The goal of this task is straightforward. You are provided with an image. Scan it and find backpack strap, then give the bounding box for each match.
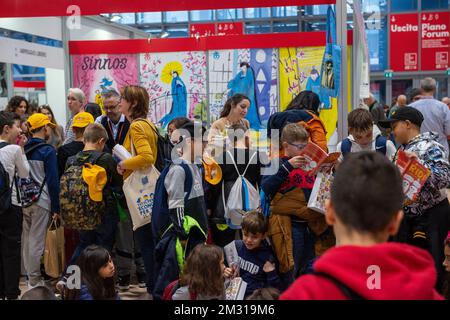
[226,150,257,178]
[0,142,9,149]
[340,138,352,157]
[313,271,364,300]
[375,135,387,155]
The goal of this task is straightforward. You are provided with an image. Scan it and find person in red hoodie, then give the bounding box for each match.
[280,151,443,300]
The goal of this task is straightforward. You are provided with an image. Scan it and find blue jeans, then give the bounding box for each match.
[291,220,316,278]
[135,223,155,294]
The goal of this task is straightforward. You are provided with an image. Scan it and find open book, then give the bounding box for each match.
[223,241,247,300]
[396,150,431,201]
[299,142,341,175]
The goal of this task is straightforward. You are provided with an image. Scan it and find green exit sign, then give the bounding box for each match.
[384,70,393,78]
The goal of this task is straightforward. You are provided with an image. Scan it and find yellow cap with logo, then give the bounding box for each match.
[72,112,95,128]
[82,163,107,202]
[27,113,55,131]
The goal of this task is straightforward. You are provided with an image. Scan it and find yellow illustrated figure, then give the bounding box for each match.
[95,90,105,115]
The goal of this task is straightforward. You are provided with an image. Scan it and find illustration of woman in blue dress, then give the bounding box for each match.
[159,71,187,127]
[227,62,262,130]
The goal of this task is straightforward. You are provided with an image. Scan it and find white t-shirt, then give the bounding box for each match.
[0,141,30,206]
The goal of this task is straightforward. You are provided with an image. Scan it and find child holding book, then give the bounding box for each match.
[379,107,450,293]
[280,151,443,300]
[261,123,334,287]
[224,211,281,298]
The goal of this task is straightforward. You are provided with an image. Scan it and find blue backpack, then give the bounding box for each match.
[151,161,193,241]
[340,135,387,157]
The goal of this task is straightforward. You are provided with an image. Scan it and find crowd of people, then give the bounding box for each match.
[0,76,449,301]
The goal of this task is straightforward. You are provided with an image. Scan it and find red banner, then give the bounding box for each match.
[190,23,216,38]
[69,31,353,55]
[217,22,244,36]
[0,0,335,18]
[420,11,449,71]
[390,13,419,72]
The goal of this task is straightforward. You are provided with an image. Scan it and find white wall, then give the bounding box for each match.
[69,17,131,41]
[45,68,67,127]
[0,17,62,40]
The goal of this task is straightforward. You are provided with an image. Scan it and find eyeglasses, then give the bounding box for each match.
[103,103,120,111]
[287,142,307,150]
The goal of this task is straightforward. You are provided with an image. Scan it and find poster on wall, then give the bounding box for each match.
[279,46,326,111]
[72,54,138,113]
[420,11,449,71]
[389,13,419,72]
[208,49,277,129]
[140,51,207,126]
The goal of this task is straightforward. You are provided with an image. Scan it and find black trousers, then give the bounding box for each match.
[0,205,23,299]
[395,199,450,293]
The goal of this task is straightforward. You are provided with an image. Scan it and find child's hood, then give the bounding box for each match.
[313,242,442,299]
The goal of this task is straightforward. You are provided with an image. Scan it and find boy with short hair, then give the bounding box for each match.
[22,113,59,288]
[336,108,397,161]
[64,123,122,266]
[378,106,450,292]
[262,123,332,286]
[226,210,280,297]
[0,111,29,300]
[281,151,443,300]
[152,122,209,299]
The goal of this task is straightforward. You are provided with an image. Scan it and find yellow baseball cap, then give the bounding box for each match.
[72,112,94,128]
[27,113,55,131]
[82,163,107,202]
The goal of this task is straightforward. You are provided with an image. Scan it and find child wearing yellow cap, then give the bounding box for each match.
[57,112,94,178]
[22,113,59,288]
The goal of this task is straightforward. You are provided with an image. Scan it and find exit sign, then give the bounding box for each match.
[384,70,393,78]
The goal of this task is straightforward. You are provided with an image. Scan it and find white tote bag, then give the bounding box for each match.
[122,124,160,231]
[307,172,334,214]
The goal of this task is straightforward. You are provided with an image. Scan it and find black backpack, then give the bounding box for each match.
[135,119,173,172]
[0,142,13,215]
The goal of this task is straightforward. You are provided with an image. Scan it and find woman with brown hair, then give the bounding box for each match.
[207,94,251,157]
[38,105,65,149]
[6,96,29,117]
[116,85,159,295]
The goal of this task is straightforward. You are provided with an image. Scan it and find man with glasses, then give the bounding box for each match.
[95,89,147,291]
[95,89,130,153]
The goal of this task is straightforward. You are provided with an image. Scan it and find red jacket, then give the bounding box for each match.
[280,242,443,300]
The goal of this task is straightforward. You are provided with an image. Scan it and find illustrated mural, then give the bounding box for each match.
[140,51,207,126]
[72,54,138,113]
[208,49,277,129]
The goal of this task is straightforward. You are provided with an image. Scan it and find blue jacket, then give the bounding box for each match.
[233,240,281,296]
[24,138,60,213]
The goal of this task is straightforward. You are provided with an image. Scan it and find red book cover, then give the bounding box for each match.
[396,150,431,201]
[299,142,340,175]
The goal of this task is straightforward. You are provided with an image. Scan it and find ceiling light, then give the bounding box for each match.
[109,15,122,23]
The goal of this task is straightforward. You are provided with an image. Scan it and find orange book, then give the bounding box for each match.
[396,150,431,201]
[299,142,341,175]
